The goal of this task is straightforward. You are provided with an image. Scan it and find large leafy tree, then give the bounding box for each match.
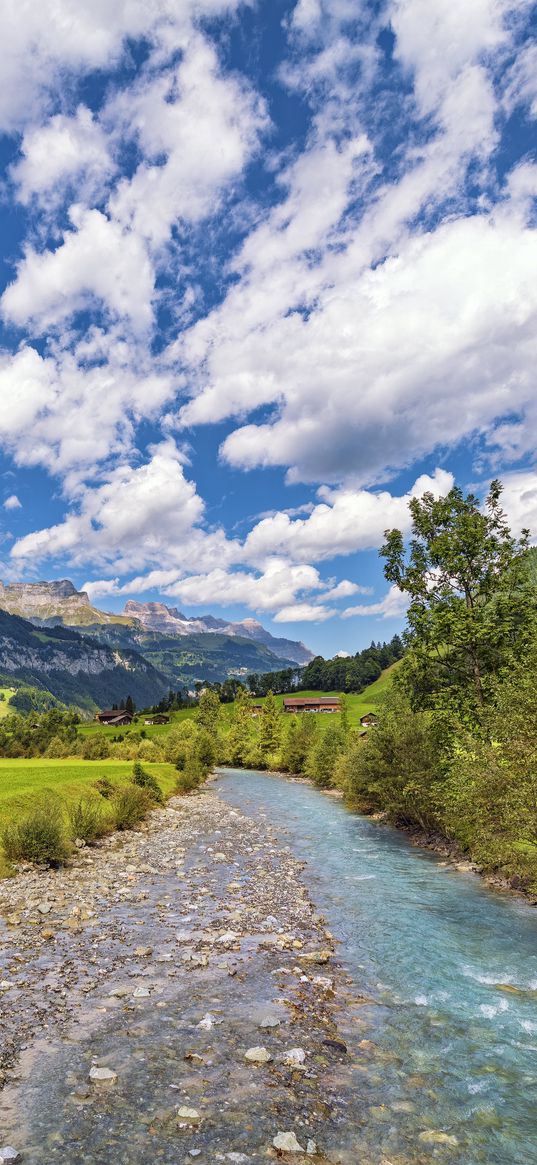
[381,480,533,719]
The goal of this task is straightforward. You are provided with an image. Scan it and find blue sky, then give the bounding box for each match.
[0,0,536,657]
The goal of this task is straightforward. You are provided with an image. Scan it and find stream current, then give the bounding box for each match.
[216,768,537,1164]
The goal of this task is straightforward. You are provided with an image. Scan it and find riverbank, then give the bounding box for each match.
[0,787,375,1165]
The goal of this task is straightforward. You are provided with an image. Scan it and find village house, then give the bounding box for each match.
[360,712,378,727]
[250,704,264,717]
[143,714,170,725]
[95,709,134,726]
[283,697,341,714]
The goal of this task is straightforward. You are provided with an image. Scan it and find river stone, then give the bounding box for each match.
[419,1131,459,1146]
[177,1106,201,1124]
[37,901,52,914]
[0,1149,20,1162]
[306,1141,317,1155]
[258,1015,280,1029]
[134,946,152,957]
[89,1066,118,1084]
[132,986,151,998]
[283,1048,306,1067]
[244,1046,272,1064]
[272,1131,304,1153]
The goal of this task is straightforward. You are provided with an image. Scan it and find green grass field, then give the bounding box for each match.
[0,688,16,719]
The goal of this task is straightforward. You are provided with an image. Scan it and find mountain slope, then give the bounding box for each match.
[124,601,312,664]
[73,623,300,686]
[0,609,168,712]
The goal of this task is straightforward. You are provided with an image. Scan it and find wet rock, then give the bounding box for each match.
[244,1046,272,1064]
[418,1130,459,1146]
[272,1131,305,1153]
[258,1015,280,1031]
[89,1066,118,1084]
[298,951,331,965]
[177,1106,202,1124]
[197,1013,220,1030]
[322,1039,347,1054]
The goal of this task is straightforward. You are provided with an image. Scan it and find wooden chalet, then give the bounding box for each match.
[283,696,341,714]
[143,714,170,725]
[250,704,263,717]
[360,712,378,727]
[95,709,134,726]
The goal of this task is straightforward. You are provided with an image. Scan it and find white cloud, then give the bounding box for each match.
[211,208,537,484]
[0,0,247,133]
[0,342,176,478]
[161,560,327,613]
[3,495,21,511]
[504,41,537,119]
[343,584,409,620]
[11,440,208,572]
[273,602,336,622]
[109,32,267,248]
[244,469,454,562]
[496,471,537,542]
[11,106,115,206]
[2,208,154,335]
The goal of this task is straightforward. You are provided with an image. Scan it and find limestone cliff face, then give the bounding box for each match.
[0,581,132,627]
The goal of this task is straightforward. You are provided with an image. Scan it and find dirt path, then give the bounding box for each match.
[0,789,378,1165]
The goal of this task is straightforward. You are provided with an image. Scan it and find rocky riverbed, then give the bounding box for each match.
[0,787,385,1165]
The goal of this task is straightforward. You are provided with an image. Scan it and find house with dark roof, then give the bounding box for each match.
[283,696,341,714]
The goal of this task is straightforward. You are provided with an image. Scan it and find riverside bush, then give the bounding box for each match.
[132,761,164,803]
[2,795,70,865]
[112,784,151,830]
[68,795,110,843]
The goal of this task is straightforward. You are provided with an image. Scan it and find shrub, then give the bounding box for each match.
[131,761,164,803]
[67,796,110,843]
[112,784,151,830]
[2,796,70,865]
[175,768,202,794]
[94,776,115,798]
[82,734,111,760]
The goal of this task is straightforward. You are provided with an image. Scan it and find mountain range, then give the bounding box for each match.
[0,581,311,710]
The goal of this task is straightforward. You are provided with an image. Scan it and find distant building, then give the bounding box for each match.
[144,714,170,725]
[360,712,378,727]
[283,697,341,714]
[95,709,134,726]
[250,704,263,717]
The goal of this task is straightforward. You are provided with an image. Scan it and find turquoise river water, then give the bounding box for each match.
[216,768,537,1165]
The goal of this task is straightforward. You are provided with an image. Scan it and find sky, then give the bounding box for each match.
[0,0,536,657]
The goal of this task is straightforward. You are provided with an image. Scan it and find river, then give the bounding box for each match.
[216,768,537,1164]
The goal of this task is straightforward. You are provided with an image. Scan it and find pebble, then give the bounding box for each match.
[272,1131,304,1153]
[244,1046,272,1064]
[89,1066,118,1084]
[0,1149,20,1163]
[133,946,152,957]
[258,1015,280,1029]
[37,902,52,915]
[306,1141,317,1155]
[132,986,151,998]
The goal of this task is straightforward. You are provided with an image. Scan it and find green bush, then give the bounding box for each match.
[112,784,151,830]
[175,768,202,794]
[131,761,164,803]
[2,796,70,865]
[82,734,111,760]
[67,796,110,843]
[93,776,115,798]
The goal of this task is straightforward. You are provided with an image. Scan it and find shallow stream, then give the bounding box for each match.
[216,768,537,1164]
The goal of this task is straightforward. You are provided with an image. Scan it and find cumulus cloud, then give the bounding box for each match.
[0,343,176,479]
[11,441,209,572]
[273,603,336,622]
[11,106,115,206]
[244,469,454,562]
[497,471,537,542]
[2,208,155,335]
[3,495,22,511]
[343,584,409,620]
